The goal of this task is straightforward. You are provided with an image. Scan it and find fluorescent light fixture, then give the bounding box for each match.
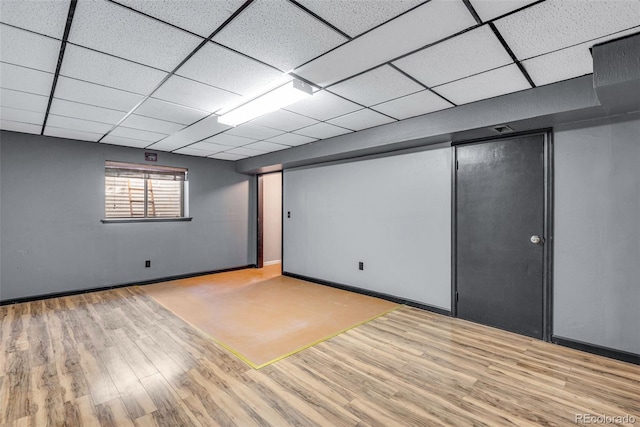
[218,79,312,127]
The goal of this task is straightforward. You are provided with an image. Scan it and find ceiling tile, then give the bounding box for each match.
[152,75,240,113]
[184,141,233,153]
[522,47,592,88]
[134,98,208,125]
[266,133,317,147]
[60,44,167,94]
[294,122,352,139]
[50,98,126,124]
[100,134,150,148]
[109,126,167,143]
[225,146,267,157]
[0,88,49,112]
[119,114,183,135]
[172,147,212,157]
[54,76,144,111]
[328,65,423,106]
[0,63,54,96]
[296,0,424,37]
[44,126,103,142]
[434,64,531,105]
[176,42,282,96]
[226,123,283,140]
[327,109,395,131]
[285,90,361,121]
[243,141,290,152]
[203,133,257,147]
[68,0,202,71]
[0,106,44,125]
[115,0,244,37]
[494,0,640,60]
[0,0,69,38]
[393,25,513,88]
[213,0,348,71]
[146,115,230,151]
[1,119,41,134]
[295,0,476,87]
[469,0,537,22]
[250,109,318,132]
[46,114,113,134]
[209,152,247,161]
[371,90,453,120]
[522,28,640,87]
[0,24,61,73]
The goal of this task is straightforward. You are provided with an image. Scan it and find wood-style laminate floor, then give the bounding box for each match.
[0,280,638,426]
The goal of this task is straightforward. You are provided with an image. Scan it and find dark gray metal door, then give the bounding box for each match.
[456,135,545,339]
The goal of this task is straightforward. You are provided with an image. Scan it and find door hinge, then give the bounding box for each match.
[455,291,459,302]
[456,160,459,170]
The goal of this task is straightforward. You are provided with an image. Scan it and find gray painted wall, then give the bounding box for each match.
[554,113,640,354]
[0,134,2,293]
[263,172,282,264]
[284,147,452,309]
[0,131,255,301]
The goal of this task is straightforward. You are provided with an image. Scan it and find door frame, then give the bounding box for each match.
[256,174,264,269]
[256,171,284,270]
[451,129,554,342]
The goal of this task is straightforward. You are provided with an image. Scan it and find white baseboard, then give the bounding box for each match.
[264,260,282,266]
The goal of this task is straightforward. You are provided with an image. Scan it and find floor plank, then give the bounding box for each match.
[139,374,201,427]
[63,395,101,427]
[95,398,136,427]
[76,344,119,406]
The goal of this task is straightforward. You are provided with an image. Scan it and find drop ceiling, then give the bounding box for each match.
[1,0,638,161]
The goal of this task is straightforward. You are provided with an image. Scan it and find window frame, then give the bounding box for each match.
[101,161,192,224]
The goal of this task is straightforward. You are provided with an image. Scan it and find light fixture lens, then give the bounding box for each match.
[218,79,312,127]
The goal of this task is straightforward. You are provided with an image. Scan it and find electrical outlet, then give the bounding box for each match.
[145,260,151,268]
[359,262,364,270]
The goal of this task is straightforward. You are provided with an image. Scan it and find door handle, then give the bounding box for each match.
[530,235,543,245]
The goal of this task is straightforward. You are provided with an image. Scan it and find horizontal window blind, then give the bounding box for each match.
[147,179,182,218]
[105,161,187,219]
[105,175,145,218]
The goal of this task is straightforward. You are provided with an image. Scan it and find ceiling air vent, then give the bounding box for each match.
[491,124,514,134]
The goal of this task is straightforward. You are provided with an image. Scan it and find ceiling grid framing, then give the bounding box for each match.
[97,0,257,144]
[1,0,638,160]
[0,21,62,43]
[387,63,457,107]
[40,0,78,135]
[323,86,399,121]
[488,22,536,89]
[302,0,546,93]
[104,0,205,39]
[290,0,431,72]
[106,0,287,75]
[310,26,486,96]
[287,0,352,40]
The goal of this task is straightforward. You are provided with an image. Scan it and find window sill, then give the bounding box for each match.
[101,217,193,224]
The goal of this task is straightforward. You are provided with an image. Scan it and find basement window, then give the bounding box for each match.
[102,161,191,223]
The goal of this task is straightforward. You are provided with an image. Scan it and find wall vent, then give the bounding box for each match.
[491,124,514,134]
